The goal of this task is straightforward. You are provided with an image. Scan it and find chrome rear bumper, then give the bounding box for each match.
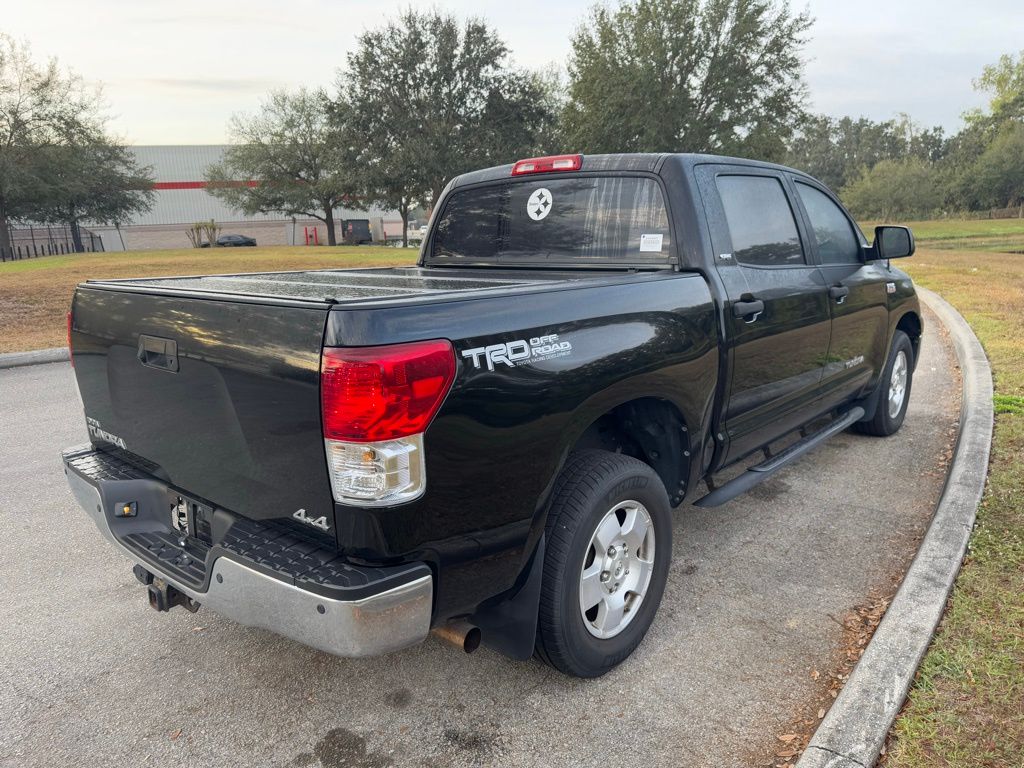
[64,447,433,657]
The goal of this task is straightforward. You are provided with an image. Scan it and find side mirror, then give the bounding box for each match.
[871,225,915,260]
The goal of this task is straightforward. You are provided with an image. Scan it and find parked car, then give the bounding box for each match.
[63,153,920,677]
[201,234,257,248]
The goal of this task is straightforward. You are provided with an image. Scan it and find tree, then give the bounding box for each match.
[840,158,943,221]
[966,50,1024,126]
[786,114,945,191]
[207,88,357,246]
[943,52,1024,211]
[0,35,100,252]
[562,0,812,160]
[31,137,154,251]
[341,8,557,240]
[967,122,1024,209]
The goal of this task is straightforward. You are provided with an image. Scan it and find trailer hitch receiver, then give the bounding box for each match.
[146,577,200,613]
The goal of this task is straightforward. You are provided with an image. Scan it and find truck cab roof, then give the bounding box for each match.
[447,152,814,189]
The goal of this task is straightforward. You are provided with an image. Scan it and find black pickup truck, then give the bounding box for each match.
[63,153,920,677]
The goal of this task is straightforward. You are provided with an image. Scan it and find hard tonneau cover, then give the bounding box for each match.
[85,267,593,306]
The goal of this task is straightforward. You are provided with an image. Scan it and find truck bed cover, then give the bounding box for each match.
[85,267,598,306]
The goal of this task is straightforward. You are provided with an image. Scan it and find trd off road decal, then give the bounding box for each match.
[462,334,573,371]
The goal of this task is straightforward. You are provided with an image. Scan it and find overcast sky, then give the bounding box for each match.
[5,0,1023,144]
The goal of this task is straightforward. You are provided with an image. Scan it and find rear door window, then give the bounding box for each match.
[430,176,671,265]
[715,175,804,267]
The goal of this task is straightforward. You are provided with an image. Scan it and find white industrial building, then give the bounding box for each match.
[92,146,402,251]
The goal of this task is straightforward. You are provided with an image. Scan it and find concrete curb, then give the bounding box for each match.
[797,287,994,768]
[0,347,69,369]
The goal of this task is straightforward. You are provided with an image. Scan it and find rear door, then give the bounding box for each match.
[696,165,832,463]
[789,178,890,408]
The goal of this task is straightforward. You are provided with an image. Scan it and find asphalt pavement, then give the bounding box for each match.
[0,308,960,768]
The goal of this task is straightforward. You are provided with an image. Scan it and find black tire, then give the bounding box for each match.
[535,450,672,677]
[854,330,914,436]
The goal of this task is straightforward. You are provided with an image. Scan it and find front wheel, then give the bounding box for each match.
[855,330,914,436]
[535,450,672,677]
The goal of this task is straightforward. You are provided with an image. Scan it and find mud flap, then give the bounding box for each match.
[471,536,546,660]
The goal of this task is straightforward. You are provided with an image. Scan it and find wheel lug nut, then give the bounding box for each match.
[607,546,616,557]
[600,571,610,583]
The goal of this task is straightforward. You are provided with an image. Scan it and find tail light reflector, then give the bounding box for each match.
[321,339,455,506]
[511,154,583,176]
[321,340,455,442]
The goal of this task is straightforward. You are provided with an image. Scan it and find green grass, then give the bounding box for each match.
[884,247,1024,767]
[862,218,1024,253]
[0,245,416,353]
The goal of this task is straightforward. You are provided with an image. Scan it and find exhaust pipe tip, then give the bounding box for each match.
[432,620,482,654]
[462,626,482,654]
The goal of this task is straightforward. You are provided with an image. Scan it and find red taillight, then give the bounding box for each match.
[321,340,455,442]
[511,154,583,176]
[66,312,74,368]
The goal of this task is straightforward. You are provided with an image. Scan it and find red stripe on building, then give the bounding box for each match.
[153,181,259,190]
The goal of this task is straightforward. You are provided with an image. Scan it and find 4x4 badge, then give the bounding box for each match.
[293,508,330,531]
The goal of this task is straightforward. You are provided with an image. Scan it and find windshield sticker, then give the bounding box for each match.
[527,188,553,221]
[639,233,664,252]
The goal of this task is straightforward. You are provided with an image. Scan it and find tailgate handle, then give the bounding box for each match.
[137,335,179,372]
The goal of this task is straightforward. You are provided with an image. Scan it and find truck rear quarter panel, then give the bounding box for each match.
[326,273,718,619]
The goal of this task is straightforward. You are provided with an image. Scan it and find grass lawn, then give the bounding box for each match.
[862,217,1024,253]
[0,246,416,353]
[884,247,1024,766]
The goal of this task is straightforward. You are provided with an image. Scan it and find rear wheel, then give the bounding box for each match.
[535,450,672,677]
[855,330,914,436]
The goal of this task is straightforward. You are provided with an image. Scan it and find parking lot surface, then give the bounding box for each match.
[1,308,959,768]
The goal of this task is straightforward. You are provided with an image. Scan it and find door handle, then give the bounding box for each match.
[732,299,765,323]
[829,285,850,304]
[137,334,179,372]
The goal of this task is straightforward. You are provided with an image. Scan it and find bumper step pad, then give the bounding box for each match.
[63,445,429,601]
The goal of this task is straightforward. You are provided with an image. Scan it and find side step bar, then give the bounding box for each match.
[695,407,865,508]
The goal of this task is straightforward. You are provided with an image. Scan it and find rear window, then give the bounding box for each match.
[430,176,671,264]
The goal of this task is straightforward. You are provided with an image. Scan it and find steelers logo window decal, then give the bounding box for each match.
[527,187,552,221]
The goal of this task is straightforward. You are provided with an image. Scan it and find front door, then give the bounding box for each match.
[789,178,891,409]
[696,165,833,464]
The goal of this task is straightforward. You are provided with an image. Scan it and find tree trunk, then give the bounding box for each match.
[323,206,337,246]
[400,199,410,249]
[0,209,11,255]
[70,218,85,253]
[429,185,443,217]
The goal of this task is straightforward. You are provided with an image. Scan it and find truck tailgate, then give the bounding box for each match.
[69,286,334,533]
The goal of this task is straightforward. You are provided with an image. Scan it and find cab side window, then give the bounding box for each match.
[795,182,861,265]
[715,175,804,267]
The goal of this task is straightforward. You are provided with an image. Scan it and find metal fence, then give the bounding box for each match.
[965,204,1024,220]
[1,225,105,262]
